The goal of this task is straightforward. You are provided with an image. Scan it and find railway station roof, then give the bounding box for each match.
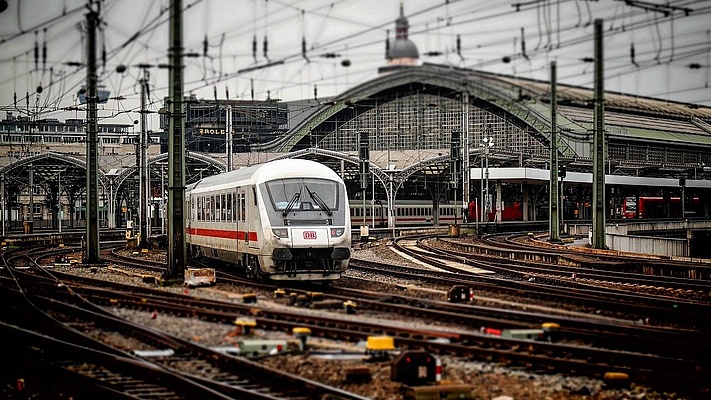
[271,63,711,157]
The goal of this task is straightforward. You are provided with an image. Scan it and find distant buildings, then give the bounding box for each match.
[0,111,154,158]
[158,95,289,153]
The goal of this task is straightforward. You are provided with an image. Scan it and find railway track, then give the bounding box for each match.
[8,237,711,397]
[387,235,711,328]
[15,259,706,398]
[483,232,711,283]
[1,249,369,400]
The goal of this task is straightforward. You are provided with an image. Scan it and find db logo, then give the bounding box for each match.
[303,231,317,240]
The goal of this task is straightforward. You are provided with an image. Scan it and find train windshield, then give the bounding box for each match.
[625,198,637,211]
[265,178,339,213]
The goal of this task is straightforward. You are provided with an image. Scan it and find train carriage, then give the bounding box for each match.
[186,159,351,281]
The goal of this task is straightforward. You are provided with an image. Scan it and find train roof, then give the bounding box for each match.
[187,159,343,193]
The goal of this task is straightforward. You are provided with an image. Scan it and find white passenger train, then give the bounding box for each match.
[186,159,351,281]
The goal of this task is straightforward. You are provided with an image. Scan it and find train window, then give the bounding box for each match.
[204,196,210,221]
[241,192,246,222]
[232,193,239,221]
[221,194,227,221]
[198,197,202,221]
[227,193,233,221]
[216,195,221,222]
[252,186,257,206]
[264,178,339,212]
[235,190,240,221]
[210,196,216,222]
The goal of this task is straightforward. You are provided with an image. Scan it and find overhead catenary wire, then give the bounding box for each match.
[2,0,711,116]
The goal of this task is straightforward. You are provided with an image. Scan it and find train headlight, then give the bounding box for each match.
[330,228,345,237]
[272,228,289,238]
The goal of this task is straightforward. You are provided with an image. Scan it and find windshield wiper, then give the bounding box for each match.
[282,192,300,216]
[305,185,332,215]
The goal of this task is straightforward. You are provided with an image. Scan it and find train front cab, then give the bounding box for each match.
[258,176,351,281]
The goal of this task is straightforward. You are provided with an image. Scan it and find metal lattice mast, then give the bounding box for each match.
[85,4,101,263]
[139,68,150,249]
[164,0,187,280]
[592,19,607,249]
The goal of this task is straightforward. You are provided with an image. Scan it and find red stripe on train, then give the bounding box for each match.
[188,228,257,241]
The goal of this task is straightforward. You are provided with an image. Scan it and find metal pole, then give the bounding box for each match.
[139,69,149,248]
[58,170,62,233]
[560,178,564,234]
[462,92,470,210]
[28,165,33,223]
[389,176,395,238]
[480,152,484,223]
[371,170,375,227]
[484,146,490,222]
[161,166,165,235]
[549,61,561,243]
[165,0,187,280]
[1,174,5,237]
[681,182,686,219]
[109,180,114,229]
[85,5,101,262]
[226,105,233,172]
[362,189,366,226]
[592,19,607,249]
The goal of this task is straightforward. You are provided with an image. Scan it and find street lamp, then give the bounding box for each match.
[480,136,494,222]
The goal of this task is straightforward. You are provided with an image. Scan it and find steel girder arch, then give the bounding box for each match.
[270,147,391,187]
[0,152,105,230]
[111,151,226,190]
[108,152,225,229]
[260,65,576,158]
[146,152,226,187]
[389,153,453,199]
[0,152,106,187]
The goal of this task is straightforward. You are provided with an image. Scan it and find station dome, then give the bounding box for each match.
[378,2,419,75]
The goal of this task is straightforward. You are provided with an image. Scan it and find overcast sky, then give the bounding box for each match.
[1,0,710,130]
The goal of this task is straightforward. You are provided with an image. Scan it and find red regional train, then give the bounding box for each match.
[622,196,701,219]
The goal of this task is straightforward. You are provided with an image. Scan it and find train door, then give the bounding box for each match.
[248,185,259,250]
[186,195,192,242]
[237,187,246,243]
[231,190,238,253]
